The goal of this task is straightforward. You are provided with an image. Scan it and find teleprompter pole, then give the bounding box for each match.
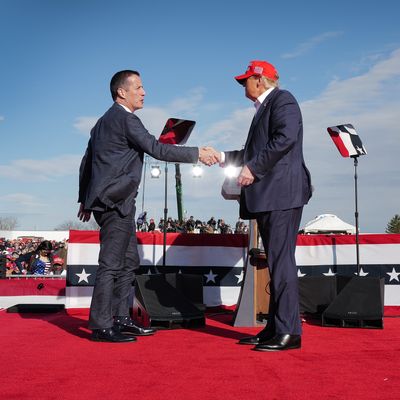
[352,155,360,274]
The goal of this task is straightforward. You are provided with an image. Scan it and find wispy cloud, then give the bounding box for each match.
[0,193,46,208]
[44,50,400,231]
[0,116,4,121]
[299,48,400,230]
[74,88,207,140]
[168,87,206,115]
[168,48,400,231]
[301,48,400,141]
[200,108,254,148]
[137,87,207,137]
[0,154,82,181]
[136,107,170,137]
[282,31,343,59]
[73,116,99,136]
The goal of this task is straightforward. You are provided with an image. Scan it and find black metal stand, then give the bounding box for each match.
[352,155,360,274]
[141,156,147,214]
[175,163,183,222]
[162,161,168,267]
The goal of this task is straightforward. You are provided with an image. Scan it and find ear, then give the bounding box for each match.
[117,87,126,99]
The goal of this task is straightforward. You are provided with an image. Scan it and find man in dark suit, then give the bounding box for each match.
[78,70,218,343]
[220,60,312,351]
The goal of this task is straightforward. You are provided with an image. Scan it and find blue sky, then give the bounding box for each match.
[0,0,399,232]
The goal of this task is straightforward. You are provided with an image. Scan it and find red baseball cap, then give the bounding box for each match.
[53,256,64,266]
[235,60,279,84]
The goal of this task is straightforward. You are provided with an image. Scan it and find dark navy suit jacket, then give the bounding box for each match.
[79,103,199,217]
[225,89,312,219]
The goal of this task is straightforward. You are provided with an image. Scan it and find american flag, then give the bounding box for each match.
[65,231,400,309]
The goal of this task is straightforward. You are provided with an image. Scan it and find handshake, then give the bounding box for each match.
[199,147,221,166]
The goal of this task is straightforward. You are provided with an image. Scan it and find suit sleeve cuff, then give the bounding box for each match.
[219,151,226,167]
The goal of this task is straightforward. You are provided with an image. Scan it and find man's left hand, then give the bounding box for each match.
[237,165,255,186]
[77,203,92,222]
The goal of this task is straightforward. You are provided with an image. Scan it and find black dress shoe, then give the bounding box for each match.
[114,317,156,336]
[91,327,137,343]
[253,334,301,351]
[238,328,275,345]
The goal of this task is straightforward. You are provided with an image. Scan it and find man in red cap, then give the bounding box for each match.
[220,60,312,351]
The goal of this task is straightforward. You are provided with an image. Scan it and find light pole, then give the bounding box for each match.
[141,156,148,214]
[150,163,203,267]
[162,162,168,267]
[175,163,183,223]
[150,163,169,267]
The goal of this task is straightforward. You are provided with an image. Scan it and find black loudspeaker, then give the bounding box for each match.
[164,273,206,312]
[299,276,337,315]
[0,255,6,279]
[132,273,205,329]
[322,276,384,329]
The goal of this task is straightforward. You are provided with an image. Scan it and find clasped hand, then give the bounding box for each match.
[199,147,221,166]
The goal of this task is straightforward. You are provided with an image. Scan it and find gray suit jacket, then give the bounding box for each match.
[79,103,199,216]
[225,89,312,219]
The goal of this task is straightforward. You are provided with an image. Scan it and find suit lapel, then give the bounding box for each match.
[252,88,280,127]
[245,88,280,149]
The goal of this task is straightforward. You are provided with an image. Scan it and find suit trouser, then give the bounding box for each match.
[256,207,303,335]
[88,208,140,330]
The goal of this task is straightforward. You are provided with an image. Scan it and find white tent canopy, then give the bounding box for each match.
[301,214,356,234]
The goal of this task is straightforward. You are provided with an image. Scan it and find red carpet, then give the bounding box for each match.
[0,310,399,400]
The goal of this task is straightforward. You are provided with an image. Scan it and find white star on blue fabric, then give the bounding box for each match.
[354,267,369,276]
[235,270,244,284]
[297,268,306,277]
[323,268,336,276]
[204,269,218,283]
[355,145,365,154]
[76,268,91,283]
[387,267,400,282]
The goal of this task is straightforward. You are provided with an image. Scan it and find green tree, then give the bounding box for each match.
[385,214,400,233]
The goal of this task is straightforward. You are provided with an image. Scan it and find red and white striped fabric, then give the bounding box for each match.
[2,232,399,310]
[66,231,248,309]
[65,231,400,309]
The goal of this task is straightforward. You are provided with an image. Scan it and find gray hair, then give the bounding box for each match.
[261,76,279,88]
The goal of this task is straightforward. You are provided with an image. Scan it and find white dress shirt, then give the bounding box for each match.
[220,87,275,164]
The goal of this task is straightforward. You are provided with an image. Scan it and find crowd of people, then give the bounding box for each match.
[0,218,247,278]
[136,212,249,235]
[0,237,68,277]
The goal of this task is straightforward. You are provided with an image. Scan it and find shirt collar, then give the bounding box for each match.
[117,102,132,113]
[254,87,275,113]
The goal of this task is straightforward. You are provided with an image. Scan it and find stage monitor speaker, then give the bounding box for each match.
[132,273,205,329]
[164,272,206,312]
[0,255,6,279]
[322,276,384,329]
[299,276,337,315]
